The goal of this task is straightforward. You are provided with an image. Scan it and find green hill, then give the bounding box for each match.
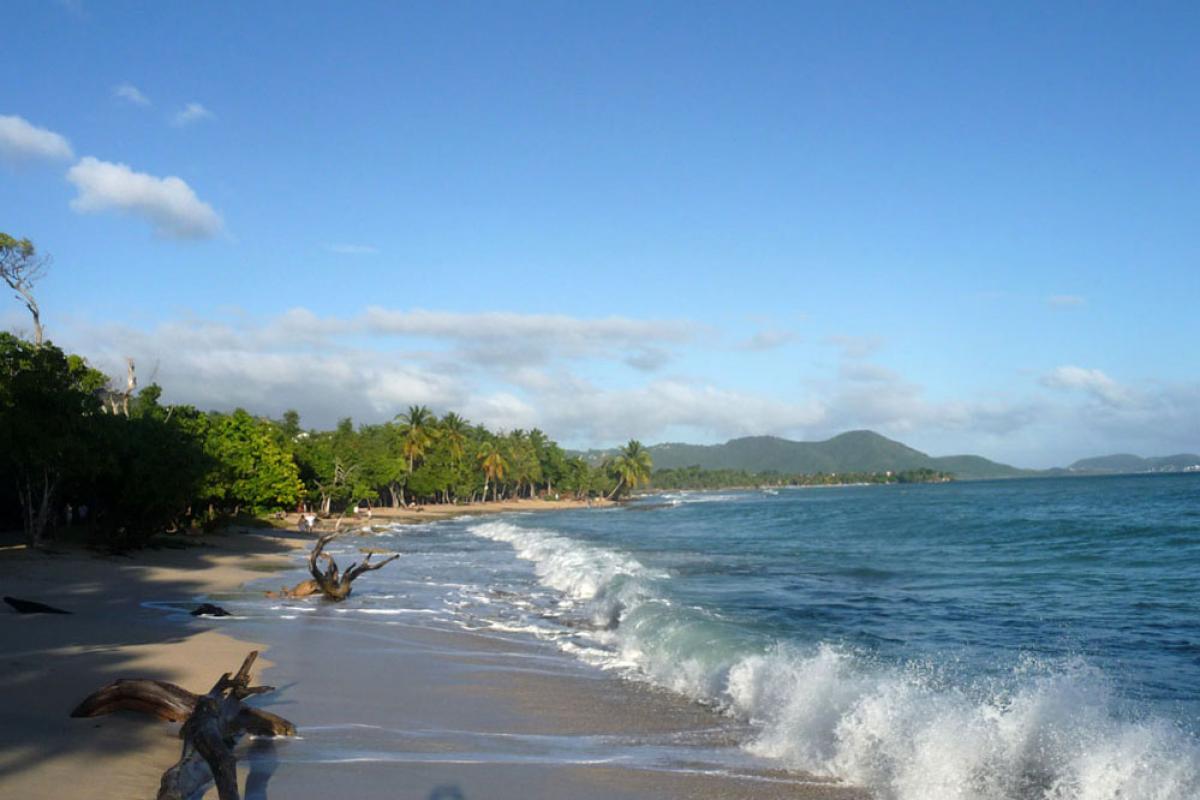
[1067,453,1200,473]
[581,430,1028,480]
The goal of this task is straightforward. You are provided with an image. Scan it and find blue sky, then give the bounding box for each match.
[3,1,1198,466]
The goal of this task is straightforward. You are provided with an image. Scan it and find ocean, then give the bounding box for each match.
[236,474,1199,799]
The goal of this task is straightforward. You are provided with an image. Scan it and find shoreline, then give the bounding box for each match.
[0,526,305,799]
[0,509,866,800]
[269,495,615,533]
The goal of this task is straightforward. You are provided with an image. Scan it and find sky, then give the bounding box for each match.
[2,1,1198,467]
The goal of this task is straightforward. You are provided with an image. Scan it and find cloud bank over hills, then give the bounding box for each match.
[45,305,1200,469]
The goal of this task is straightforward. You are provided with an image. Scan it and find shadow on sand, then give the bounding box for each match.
[0,526,306,796]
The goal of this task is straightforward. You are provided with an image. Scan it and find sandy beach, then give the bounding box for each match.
[0,505,865,800]
[0,527,304,799]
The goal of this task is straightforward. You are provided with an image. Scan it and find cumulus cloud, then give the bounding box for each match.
[0,114,74,162]
[1041,365,1132,407]
[66,156,223,239]
[821,362,1041,438]
[114,83,150,106]
[171,102,213,127]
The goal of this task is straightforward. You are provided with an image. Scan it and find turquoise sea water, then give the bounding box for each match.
[253,474,1200,799]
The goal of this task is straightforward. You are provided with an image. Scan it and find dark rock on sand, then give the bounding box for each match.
[190,603,232,617]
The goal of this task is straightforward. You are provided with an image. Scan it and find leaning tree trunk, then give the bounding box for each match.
[71,651,294,800]
[606,475,625,500]
[19,467,58,548]
[267,531,398,601]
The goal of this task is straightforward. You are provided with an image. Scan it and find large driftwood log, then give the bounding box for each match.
[71,651,295,800]
[267,531,398,601]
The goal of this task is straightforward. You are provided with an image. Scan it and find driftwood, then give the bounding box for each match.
[267,531,398,601]
[4,595,71,614]
[71,651,294,800]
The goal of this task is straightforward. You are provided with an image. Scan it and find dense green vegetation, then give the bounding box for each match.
[650,465,953,490]
[582,430,1029,480]
[0,333,638,551]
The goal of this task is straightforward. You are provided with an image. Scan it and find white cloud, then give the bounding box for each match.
[623,347,672,371]
[66,317,467,427]
[823,334,883,359]
[171,102,213,127]
[114,83,150,106]
[44,309,1200,466]
[0,114,74,162]
[737,329,795,351]
[66,156,223,239]
[364,308,693,342]
[1048,294,1087,307]
[325,243,379,255]
[363,307,697,368]
[821,362,1041,439]
[1041,365,1132,407]
[530,378,826,445]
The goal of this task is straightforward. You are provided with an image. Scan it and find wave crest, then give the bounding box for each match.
[469,520,1200,800]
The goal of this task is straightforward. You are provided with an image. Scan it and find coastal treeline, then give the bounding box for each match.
[0,333,646,550]
[651,465,953,490]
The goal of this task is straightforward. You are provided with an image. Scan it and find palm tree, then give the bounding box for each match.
[606,439,653,500]
[528,428,550,494]
[396,405,437,474]
[477,441,508,503]
[440,412,469,465]
[505,430,542,499]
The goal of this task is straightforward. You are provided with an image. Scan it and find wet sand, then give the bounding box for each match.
[0,522,866,800]
[238,607,866,800]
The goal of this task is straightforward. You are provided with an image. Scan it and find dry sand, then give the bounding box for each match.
[0,507,867,800]
[0,527,304,799]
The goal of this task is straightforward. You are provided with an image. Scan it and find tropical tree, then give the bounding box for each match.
[198,409,304,516]
[0,233,47,346]
[392,405,437,505]
[440,412,469,465]
[477,440,508,502]
[606,439,653,499]
[0,334,107,545]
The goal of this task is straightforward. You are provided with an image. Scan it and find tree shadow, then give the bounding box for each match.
[244,738,280,800]
[0,526,305,797]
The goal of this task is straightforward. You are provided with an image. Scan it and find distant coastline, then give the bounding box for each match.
[579,430,1200,484]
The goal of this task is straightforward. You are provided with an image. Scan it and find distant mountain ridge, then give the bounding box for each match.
[1065,453,1200,474]
[578,430,1031,480]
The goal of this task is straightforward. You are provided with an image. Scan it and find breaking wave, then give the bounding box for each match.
[469,520,1200,800]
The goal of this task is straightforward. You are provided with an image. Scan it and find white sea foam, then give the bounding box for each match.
[470,520,666,629]
[469,520,1200,800]
[658,492,743,505]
